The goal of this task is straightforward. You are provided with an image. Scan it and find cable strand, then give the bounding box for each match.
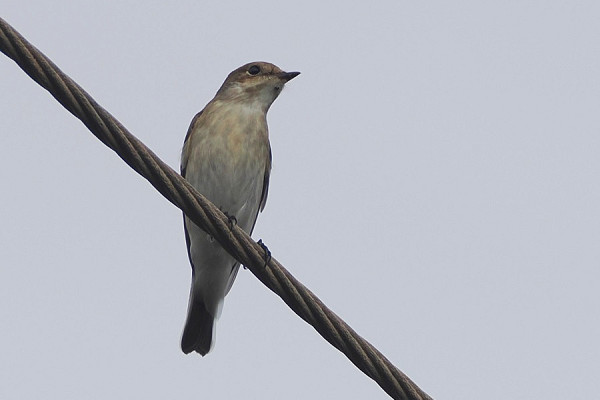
[0,17,432,400]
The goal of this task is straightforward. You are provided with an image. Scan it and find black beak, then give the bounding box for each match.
[279,71,301,82]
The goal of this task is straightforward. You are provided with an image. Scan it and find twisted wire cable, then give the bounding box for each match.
[0,17,432,400]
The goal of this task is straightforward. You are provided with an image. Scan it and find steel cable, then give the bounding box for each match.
[0,17,432,400]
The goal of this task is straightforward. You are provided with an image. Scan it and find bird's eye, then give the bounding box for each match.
[248,65,261,75]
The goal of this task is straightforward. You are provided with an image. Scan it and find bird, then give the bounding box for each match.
[180,61,300,356]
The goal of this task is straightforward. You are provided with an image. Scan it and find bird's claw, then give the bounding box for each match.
[257,239,271,268]
[223,212,237,230]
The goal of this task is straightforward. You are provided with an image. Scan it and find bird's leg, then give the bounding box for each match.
[222,211,237,230]
[257,239,272,268]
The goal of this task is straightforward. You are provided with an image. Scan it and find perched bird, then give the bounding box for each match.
[180,62,300,356]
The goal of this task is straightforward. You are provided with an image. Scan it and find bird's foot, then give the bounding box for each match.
[223,212,237,230]
[257,239,271,268]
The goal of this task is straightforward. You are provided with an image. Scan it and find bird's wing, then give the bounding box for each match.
[181,109,205,274]
[246,145,271,238]
[181,109,204,177]
[259,146,272,212]
[182,216,195,273]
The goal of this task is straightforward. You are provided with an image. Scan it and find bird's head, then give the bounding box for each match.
[215,62,300,111]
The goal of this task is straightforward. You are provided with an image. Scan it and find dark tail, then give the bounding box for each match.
[181,298,214,356]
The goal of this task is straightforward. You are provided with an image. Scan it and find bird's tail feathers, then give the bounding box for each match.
[181,296,215,356]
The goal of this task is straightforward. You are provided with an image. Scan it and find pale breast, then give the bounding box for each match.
[183,102,271,233]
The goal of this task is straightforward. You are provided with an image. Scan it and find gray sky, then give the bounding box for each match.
[1,2,599,399]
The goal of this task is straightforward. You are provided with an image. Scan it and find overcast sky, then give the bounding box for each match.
[1,2,599,399]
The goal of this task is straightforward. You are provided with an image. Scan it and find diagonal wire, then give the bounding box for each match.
[0,17,433,400]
